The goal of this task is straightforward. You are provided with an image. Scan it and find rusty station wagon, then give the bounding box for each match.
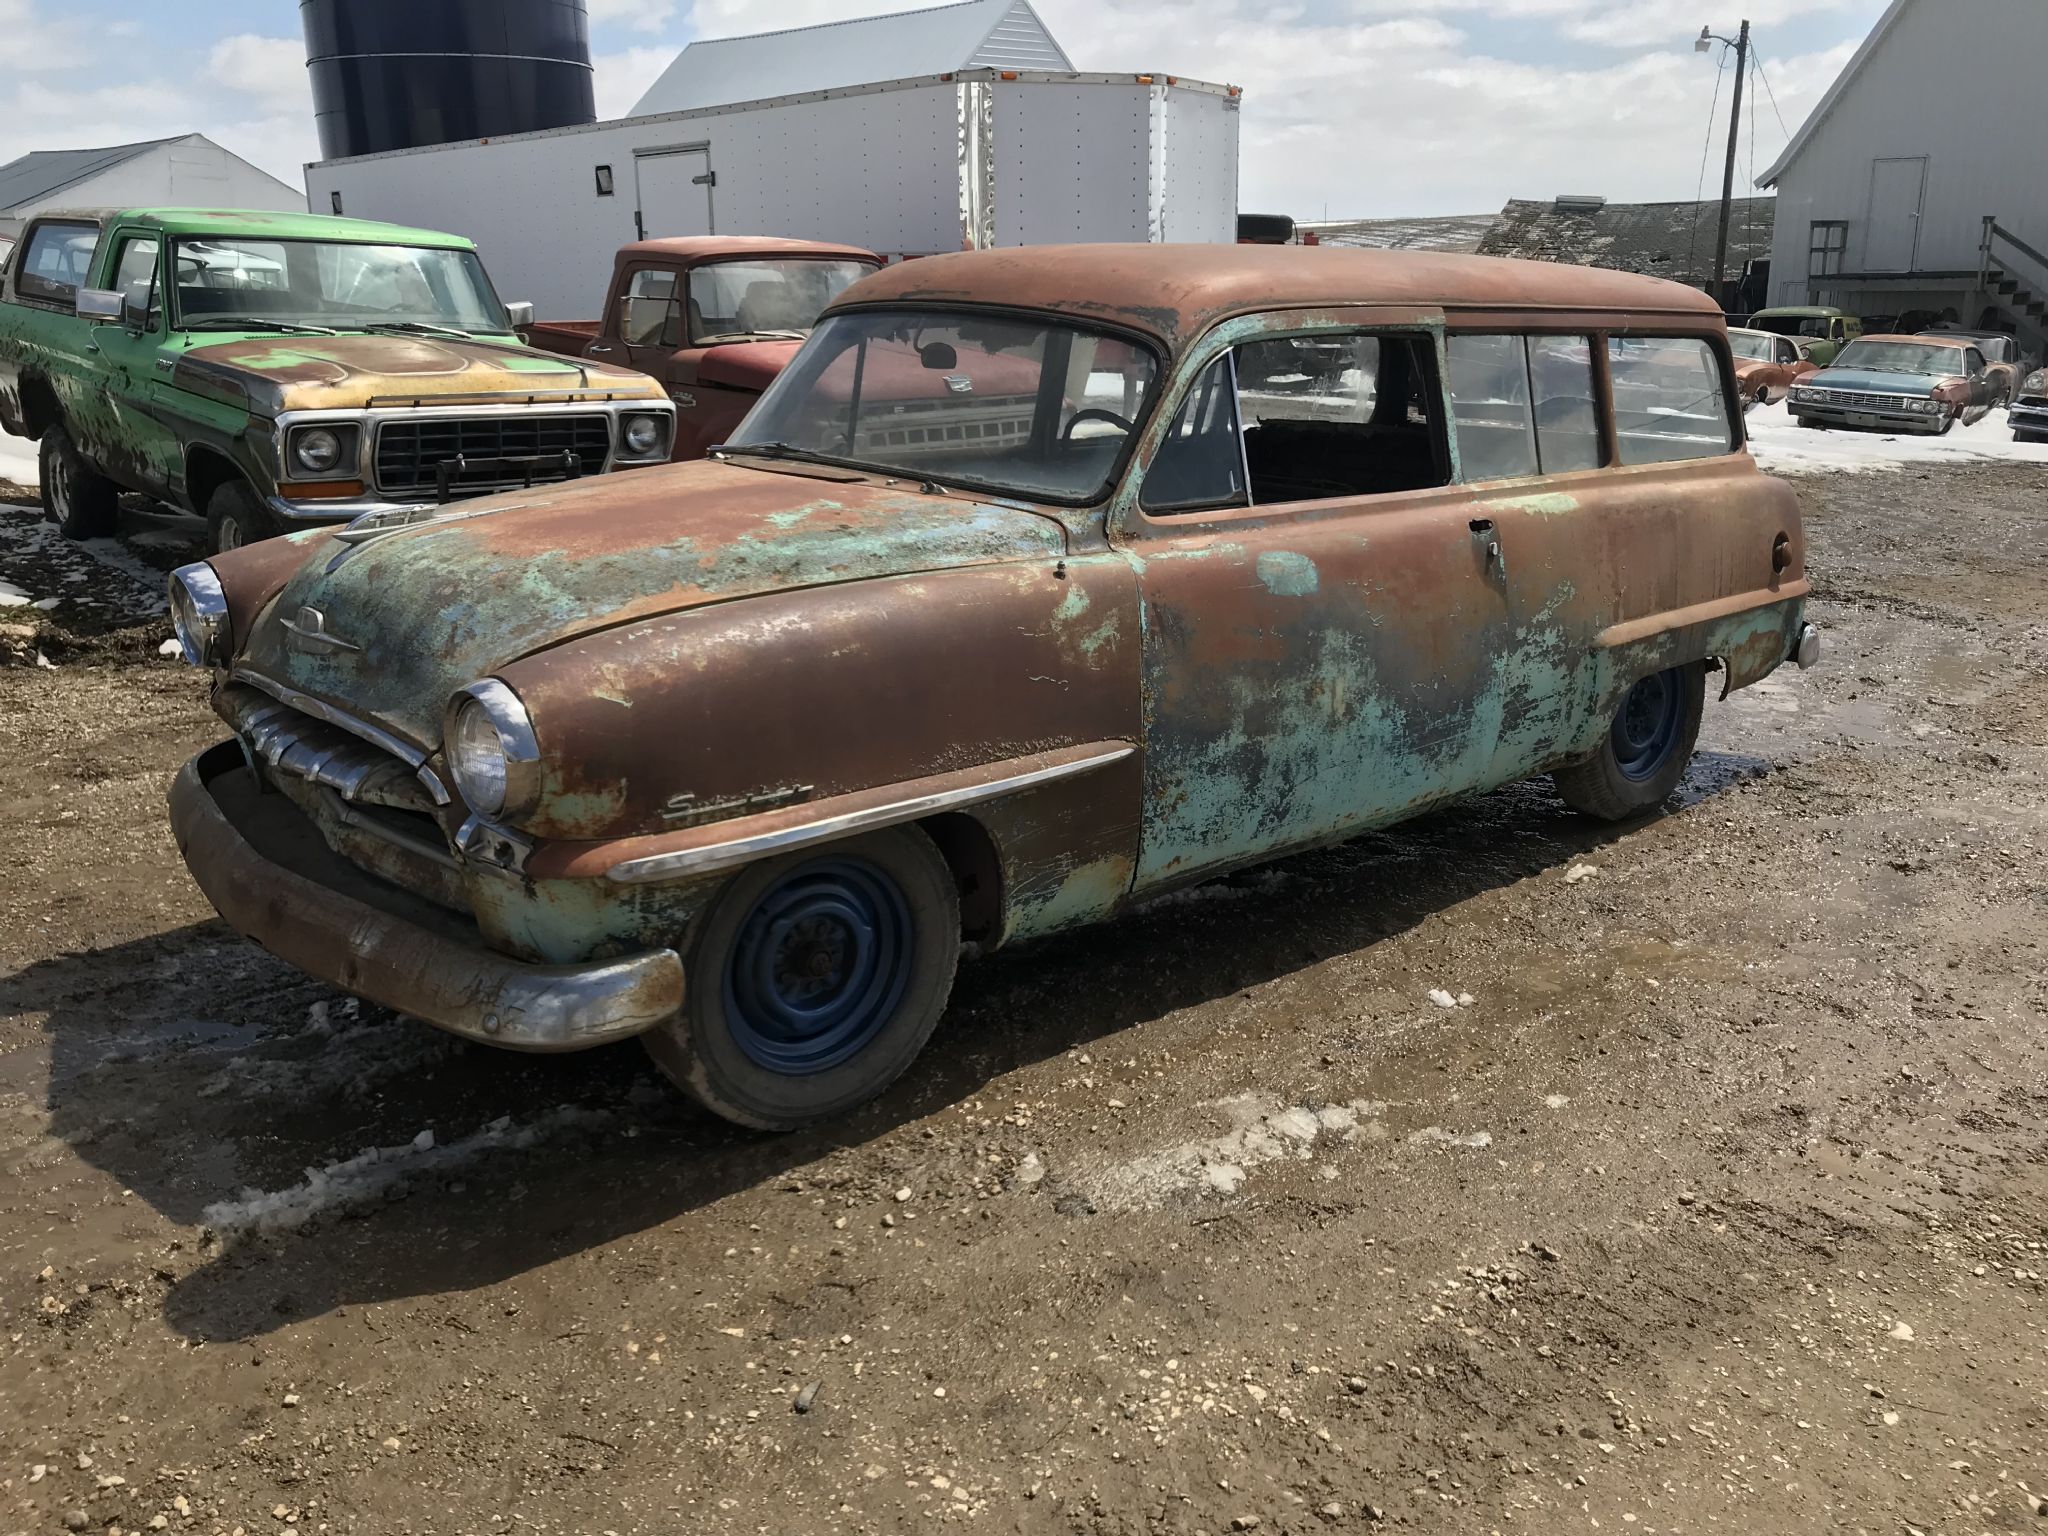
[166,245,1820,1129]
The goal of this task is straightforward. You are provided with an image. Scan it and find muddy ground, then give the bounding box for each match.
[2,464,2045,1536]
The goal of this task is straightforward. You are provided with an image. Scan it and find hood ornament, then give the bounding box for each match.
[282,606,361,656]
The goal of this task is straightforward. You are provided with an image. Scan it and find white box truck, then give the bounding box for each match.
[306,69,1242,317]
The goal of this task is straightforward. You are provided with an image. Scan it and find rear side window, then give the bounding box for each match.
[1607,337,1734,465]
[1448,334,1604,480]
[15,221,100,305]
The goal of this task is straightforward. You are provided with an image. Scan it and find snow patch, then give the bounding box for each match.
[1084,1094,1383,1210]
[1746,400,2048,475]
[0,435,37,490]
[1407,1125,1493,1150]
[202,1105,616,1238]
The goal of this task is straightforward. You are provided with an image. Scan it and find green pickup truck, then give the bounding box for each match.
[0,208,675,551]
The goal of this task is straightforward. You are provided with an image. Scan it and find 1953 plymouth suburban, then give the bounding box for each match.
[166,245,1821,1129]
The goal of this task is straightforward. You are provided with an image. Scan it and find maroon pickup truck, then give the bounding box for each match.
[524,236,879,460]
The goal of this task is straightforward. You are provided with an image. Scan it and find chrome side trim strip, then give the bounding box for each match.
[605,744,1136,887]
[230,669,437,782]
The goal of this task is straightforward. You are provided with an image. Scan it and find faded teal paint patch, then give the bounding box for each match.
[1004,852,1135,943]
[1256,550,1319,597]
[1054,582,1092,624]
[1079,614,1121,658]
[767,503,836,528]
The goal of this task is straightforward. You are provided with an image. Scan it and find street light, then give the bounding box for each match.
[1696,18,1752,309]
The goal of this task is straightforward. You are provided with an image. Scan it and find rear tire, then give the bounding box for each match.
[643,825,961,1131]
[40,427,118,539]
[206,479,279,553]
[1554,662,1706,821]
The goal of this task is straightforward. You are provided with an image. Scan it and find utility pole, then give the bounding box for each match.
[1711,18,1751,309]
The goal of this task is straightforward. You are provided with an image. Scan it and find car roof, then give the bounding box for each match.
[1857,333,1970,349]
[1752,305,1852,318]
[837,243,1724,351]
[28,206,475,249]
[619,236,879,267]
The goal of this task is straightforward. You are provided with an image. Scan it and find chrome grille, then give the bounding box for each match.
[373,414,613,494]
[1800,387,1923,411]
[220,683,439,814]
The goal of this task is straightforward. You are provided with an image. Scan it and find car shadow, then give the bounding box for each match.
[20,753,1769,1342]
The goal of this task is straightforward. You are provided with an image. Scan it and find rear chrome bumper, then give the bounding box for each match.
[1793,622,1822,670]
[169,741,683,1051]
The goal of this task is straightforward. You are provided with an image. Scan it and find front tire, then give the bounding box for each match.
[1554,661,1706,821]
[40,427,118,539]
[206,479,279,553]
[643,826,961,1131]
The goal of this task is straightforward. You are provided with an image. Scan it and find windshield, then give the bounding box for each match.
[170,237,508,334]
[690,259,876,343]
[730,309,1161,503]
[1753,313,1829,339]
[1728,332,1774,362]
[1833,340,1963,376]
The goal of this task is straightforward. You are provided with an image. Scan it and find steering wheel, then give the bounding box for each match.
[1061,407,1136,441]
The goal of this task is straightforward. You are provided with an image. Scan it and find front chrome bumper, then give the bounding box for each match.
[1788,399,1947,433]
[169,741,683,1051]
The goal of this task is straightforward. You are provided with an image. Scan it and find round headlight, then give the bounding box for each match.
[2022,368,2047,395]
[446,680,540,822]
[167,562,229,667]
[292,427,344,475]
[622,414,664,456]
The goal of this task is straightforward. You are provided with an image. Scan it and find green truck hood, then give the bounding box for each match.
[233,459,1067,747]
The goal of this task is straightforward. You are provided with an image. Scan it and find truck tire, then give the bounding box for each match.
[40,427,119,540]
[643,826,961,1131]
[207,479,279,553]
[1553,662,1706,821]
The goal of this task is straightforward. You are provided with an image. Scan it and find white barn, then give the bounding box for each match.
[0,134,304,239]
[1759,0,2047,348]
[631,0,1071,116]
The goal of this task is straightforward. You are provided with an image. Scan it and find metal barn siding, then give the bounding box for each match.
[1763,0,2048,334]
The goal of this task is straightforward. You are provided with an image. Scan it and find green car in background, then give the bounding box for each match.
[0,208,674,552]
[1745,305,1864,368]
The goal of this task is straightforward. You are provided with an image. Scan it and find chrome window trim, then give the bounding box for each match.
[606,743,1136,886]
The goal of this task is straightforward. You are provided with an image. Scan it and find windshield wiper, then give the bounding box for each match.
[362,321,477,340]
[183,317,339,335]
[716,441,843,465]
[696,329,809,345]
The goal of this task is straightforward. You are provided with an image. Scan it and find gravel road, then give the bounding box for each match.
[2,463,2045,1536]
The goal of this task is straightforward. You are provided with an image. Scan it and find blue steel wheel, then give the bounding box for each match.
[644,826,962,1131]
[1554,661,1706,822]
[1610,670,1684,783]
[722,857,915,1075]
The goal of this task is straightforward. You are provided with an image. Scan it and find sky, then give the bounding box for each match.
[1,0,1892,220]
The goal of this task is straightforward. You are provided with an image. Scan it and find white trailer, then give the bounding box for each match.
[304,70,1241,317]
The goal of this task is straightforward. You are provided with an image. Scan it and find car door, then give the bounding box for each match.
[1117,314,1520,890]
[80,230,182,497]
[1962,347,1993,415]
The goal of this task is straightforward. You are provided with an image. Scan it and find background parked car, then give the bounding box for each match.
[1748,305,1863,366]
[522,237,879,462]
[1787,334,1999,434]
[2010,364,2048,442]
[1727,326,1819,406]
[1918,326,2033,404]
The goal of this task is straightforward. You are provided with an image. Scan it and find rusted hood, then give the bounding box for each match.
[233,459,1068,747]
[171,332,661,415]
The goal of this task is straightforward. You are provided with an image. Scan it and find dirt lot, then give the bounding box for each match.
[2,464,2046,1536]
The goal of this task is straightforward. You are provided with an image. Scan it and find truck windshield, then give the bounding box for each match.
[729,309,1161,503]
[169,238,509,334]
[689,260,876,343]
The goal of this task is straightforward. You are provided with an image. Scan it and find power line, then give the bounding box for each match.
[1686,47,1731,288]
[1750,52,1794,140]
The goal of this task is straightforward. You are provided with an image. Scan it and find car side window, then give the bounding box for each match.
[111,236,162,327]
[14,220,100,305]
[1142,354,1246,513]
[620,268,682,349]
[1234,331,1448,504]
[1965,347,1986,376]
[1446,334,1537,482]
[1607,337,1735,465]
[1528,335,1603,472]
[1776,338,1797,365]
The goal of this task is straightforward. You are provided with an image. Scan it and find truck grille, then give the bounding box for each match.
[1801,387,1920,411]
[374,414,613,495]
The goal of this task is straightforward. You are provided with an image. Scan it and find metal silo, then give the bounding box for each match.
[302,0,598,161]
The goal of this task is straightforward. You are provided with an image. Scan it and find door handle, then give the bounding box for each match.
[1470,518,1504,577]
[155,356,175,372]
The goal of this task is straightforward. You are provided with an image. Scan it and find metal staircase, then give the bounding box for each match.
[1979,217,2048,352]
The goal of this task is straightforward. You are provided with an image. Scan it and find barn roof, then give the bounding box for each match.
[0,136,184,215]
[1477,196,1775,284]
[630,0,1072,117]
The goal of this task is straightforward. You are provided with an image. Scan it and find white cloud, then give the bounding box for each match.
[589,0,681,33]
[594,46,682,119]
[206,34,313,116]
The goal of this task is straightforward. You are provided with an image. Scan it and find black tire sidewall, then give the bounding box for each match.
[1556,661,1706,819]
[41,427,117,539]
[645,826,961,1131]
[207,479,276,553]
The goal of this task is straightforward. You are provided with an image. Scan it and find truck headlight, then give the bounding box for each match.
[167,562,229,667]
[285,423,358,477]
[621,413,667,458]
[446,680,541,821]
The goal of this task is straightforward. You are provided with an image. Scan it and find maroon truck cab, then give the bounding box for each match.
[523,237,880,461]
